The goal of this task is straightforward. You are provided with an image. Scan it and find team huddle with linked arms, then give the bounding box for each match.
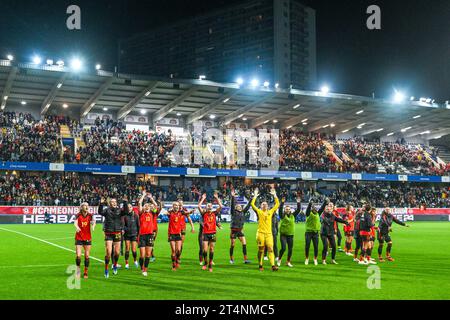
[73,186,410,279]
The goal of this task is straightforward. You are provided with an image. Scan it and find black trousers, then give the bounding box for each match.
[336,228,342,247]
[198,224,203,258]
[279,234,294,261]
[321,234,337,260]
[305,231,319,259]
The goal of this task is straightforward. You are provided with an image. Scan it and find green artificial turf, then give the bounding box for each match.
[0,222,449,300]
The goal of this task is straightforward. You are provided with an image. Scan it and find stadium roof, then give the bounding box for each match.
[1,59,450,140]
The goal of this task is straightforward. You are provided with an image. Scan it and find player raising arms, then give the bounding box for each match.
[150,196,163,262]
[377,207,409,262]
[277,195,301,267]
[74,202,95,279]
[229,189,251,264]
[342,204,355,256]
[98,196,130,278]
[320,202,349,265]
[137,191,158,277]
[123,203,140,269]
[251,187,280,272]
[304,198,327,266]
[198,193,223,272]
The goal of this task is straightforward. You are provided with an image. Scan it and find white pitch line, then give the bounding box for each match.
[0,227,103,263]
[0,264,69,269]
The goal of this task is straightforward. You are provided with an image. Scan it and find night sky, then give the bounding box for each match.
[1,0,449,101]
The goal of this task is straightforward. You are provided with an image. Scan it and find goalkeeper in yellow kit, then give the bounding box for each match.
[251,187,280,271]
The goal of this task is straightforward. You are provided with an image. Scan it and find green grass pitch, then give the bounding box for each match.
[0,222,449,300]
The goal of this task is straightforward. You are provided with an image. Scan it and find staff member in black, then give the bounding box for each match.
[377,207,409,262]
[229,189,251,264]
[123,203,140,269]
[98,196,129,278]
[320,202,348,265]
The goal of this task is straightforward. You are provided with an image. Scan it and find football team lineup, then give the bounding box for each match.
[1,189,450,300]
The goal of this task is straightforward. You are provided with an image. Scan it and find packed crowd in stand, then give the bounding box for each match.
[1,111,449,176]
[0,173,448,208]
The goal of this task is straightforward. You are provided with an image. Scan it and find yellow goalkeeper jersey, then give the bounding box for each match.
[251,196,280,234]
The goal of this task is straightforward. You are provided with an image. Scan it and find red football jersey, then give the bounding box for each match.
[202,209,219,234]
[75,213,92,241]
[139,211,154,235]
[179,208,188,230]
[168,210,182,235]
[343,211,354,232]
[152,208,160,232]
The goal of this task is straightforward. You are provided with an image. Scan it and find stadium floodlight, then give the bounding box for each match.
[301,118,308,122]
[263,81,270,87]
[21,101,27,105]
[393,90,406,103]
[223,98,230,103]
[176,112,182,116]
[420,131,430,135]
[323,125,329,128]
[57,83,63,89]
[46,59,53,65]
[145,91,151,97]
[376,128,384,132]
[342,129,350,133]
[273,119,278,123]
[140,110,147,115]
[242,117,247,121]
[274,83,279,89]
[293,104,300,109]
[209,114,216,119]
[263,120,269,124]
[199,75,206,80]
[70,58,83,71]
[3,96,8,101]
[401,127,412,132]
[250,78,259,87]
[56,60,64,67]
[286,125,292,129]
[387,132,394,136]
[6,54,14,61]
[302,122,308,125]
[356,110,364,114]
[320,85,330,94]
[238,114,244,118]
[434,136,442,139]
[62,103,69,109]
[410,96,415,101]
[236,77,244,85]
[32,55,42,65]
[413,115,421,119]
[425,98,432,103]
[103,107,108,111]
[330,123,336,128]
[96,64,102,70]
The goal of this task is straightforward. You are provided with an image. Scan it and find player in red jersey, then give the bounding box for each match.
[150,196,163,263]
[198,193,223,272]
[137,191,157,277]
[74,202,95,279]
[178,200,195,262]
[342,204,355,256]
[163,202,184,270]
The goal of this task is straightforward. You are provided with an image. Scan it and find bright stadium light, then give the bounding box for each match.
[32,55,42,65]
[6,54,14,61]
[236,77,244,85]
[21,101,27,105]
[140,110,147,115]
[420,130,430,135]
[301,118,308,122]
[330,123,335,128]
[103,107,108,111]
[410,96,415,101]
[242,117,247,121]
[273,119,278,123]
[199,75,206,80]
[62,103,69,109]
[56,60,64,67]
[176,112,182,116]
[70,58,83,71]
[250,78,259,87]
[209,114,216,119]
[223,98,230,103]
[263,120,269,124]
[356,110,364,115]
[413,115,421,119]
[342,129,350,133]
[321,85,330,94]
[393,90,406,103]
[263,81,270,87]
[401,127,412,132]
[387,132,394,136]
[274,83,279,89]
[96,64,102,70]
[293,104,300,109]
[57,83,63,89]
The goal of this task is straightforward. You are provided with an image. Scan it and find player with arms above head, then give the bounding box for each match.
[304,197,327,266]
[251,187,280,272]
[137,191,159,277]
[377,207,409,262]
[320,202,349,265]
[198,192,223,272]
[123,202,140,269]
[74,202,95,279]
[98,195,130,278]
[150,196,163,262]
[229,189,251,264]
